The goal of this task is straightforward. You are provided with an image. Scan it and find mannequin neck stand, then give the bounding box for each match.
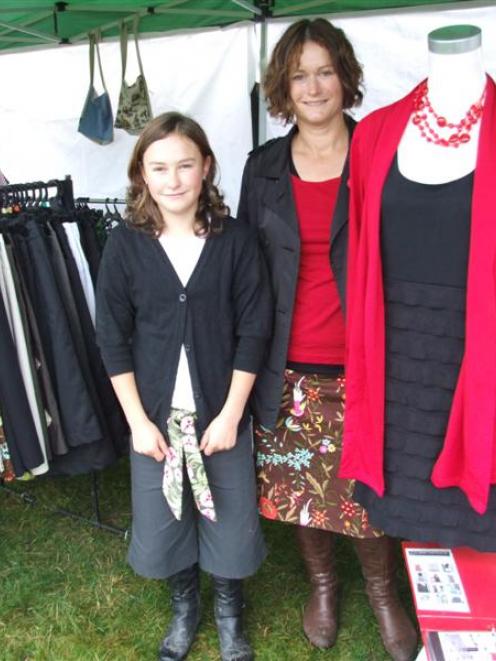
[427,49,485,121]
[398,25,486,185]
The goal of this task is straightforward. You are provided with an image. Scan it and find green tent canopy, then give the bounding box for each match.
[0,0,477,53]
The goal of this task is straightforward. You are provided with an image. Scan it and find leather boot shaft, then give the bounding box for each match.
[158,564,201,661]
[213,575,254,661]
[353,536,418,661]
[295,525,339,649]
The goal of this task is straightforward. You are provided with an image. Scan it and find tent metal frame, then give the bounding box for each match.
[0,19,58,42]
[0,11,55,45]
[0,0,486,49]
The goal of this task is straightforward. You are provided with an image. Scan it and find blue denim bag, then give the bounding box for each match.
[78,31,114,145]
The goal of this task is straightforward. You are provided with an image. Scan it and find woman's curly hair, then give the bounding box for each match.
[264,18,363,124]
[126,112,229,236]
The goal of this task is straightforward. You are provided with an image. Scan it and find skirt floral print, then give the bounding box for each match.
[255,370,382,538]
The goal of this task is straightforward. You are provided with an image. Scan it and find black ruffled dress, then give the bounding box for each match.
[354,155,496,551]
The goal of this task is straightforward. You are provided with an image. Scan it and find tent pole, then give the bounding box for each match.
[273,0,332,14]
[255,1,273,147]
[231,0,262,14]
[0,19,58,42]
[0,11,53,40]
[258,16,267,146]
[70,0,190,44]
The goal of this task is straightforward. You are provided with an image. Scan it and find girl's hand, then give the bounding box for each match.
[200,414,238,456]
[131,417,170,462]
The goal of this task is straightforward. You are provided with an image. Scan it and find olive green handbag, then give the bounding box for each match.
[114,18,153,134]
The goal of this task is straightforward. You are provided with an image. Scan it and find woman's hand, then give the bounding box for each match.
[131,417,169,462]
[199,414,238,456]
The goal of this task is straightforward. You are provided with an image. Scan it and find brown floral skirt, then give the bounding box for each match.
[255,369,382,538]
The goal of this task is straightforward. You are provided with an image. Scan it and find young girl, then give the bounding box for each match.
[96,112,271,661]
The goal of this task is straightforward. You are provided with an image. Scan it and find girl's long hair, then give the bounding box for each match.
[126,112,229,236]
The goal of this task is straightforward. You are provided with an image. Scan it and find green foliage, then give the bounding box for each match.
[0,459,414,660]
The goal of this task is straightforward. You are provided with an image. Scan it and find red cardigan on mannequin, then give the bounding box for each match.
[339,76,496,515]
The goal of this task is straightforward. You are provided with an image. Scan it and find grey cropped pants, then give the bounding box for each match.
[127,424,266,579]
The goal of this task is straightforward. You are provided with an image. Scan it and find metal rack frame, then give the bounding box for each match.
[0,176,127,537]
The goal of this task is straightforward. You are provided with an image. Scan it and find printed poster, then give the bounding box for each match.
[405,548,470,613]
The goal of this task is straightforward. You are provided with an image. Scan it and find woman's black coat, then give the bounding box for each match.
[237,117,355,430]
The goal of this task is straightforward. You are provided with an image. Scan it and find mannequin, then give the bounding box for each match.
[339,25,496,552]
[398,25,485,183]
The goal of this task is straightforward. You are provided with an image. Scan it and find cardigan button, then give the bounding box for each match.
[179,293,187,302]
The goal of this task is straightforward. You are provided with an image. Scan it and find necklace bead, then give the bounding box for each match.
[411,81,485,148]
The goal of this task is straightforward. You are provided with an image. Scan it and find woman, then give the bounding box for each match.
[237,19,417,661]
[96,112,271,661]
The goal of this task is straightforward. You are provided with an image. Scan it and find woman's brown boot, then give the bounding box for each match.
[352,536,418,661]
[295,525,339,649]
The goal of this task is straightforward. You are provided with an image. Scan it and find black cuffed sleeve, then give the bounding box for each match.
[95,229,135,376]
[231,222,273,373]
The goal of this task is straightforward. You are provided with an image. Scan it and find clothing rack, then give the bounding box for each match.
[0,472,126,537]
[0,176,127,537]
[76,197,126,205]
[0,175,75,211]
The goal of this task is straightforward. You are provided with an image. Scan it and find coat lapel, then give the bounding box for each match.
[258,126,300,241]
[260,116,358,248]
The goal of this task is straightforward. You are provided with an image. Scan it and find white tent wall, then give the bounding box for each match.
[0,23,254,209]
[0,6,496,211]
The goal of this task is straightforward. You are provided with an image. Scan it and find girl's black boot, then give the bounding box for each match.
[212,575,254,661]
[158,564,201,661]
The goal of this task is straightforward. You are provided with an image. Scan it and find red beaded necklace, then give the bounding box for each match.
[412,80,485,148]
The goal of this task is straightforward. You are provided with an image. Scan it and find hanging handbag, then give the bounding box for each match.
[114,18,153,134]
[78,31,114,145]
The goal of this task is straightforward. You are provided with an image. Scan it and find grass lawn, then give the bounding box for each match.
[0,458,417,660]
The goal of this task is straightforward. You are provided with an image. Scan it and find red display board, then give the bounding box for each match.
[402,542,496,660]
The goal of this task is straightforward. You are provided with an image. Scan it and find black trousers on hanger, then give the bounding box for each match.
[0,293,42,475]
[51,221,128,455]
[6,238,68,457]
[12,220,103,447]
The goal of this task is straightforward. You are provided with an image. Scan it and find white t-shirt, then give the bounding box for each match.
[158,233,205,412]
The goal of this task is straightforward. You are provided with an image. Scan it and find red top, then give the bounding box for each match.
[287,174,345,364]
[339,75,496,515]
